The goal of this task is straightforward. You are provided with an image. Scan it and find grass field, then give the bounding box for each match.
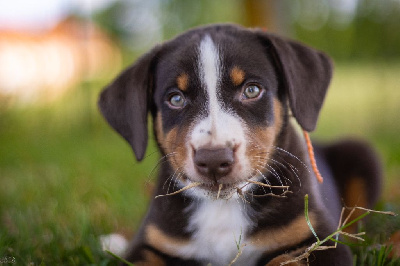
[0,62,399,265]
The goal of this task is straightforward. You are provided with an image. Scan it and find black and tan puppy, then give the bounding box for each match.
[99,24,381,266]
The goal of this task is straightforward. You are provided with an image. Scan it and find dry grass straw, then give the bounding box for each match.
[280,195,397,265]
[217,183,223,199]
[155,180,291,200]
[155,182,202,198]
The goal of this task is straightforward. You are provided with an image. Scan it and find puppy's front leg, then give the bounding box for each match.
[265,248,307,266]
[134,250,166,266]
[266,254,306,266]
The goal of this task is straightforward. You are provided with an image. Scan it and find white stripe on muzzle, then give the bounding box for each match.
[183,35,249,182]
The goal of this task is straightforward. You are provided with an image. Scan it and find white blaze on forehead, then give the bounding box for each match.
[198,35,221,134]
[199,35,220,92]
[193,35,247,149]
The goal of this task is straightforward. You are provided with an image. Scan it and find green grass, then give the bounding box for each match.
[0,62,399,265]
[300,195,400,266]
[0,83,158,264]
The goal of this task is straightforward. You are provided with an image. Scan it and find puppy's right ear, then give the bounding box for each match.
[98,46,160,161]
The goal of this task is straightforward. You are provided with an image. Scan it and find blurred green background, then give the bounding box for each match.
[0,0,399,264]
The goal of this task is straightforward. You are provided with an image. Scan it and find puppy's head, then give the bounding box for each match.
[99,24,332,199]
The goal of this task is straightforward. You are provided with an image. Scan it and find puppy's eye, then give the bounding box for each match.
[243,85,262,99]
[168,93,186,108]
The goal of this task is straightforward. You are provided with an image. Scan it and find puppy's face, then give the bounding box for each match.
[99,24,332,200]
[153,33,283,198]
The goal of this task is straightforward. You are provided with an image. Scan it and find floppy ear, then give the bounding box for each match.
[257,32,333,132]
[98,46,160,161]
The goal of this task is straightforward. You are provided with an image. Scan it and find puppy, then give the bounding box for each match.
[99,24,381,266]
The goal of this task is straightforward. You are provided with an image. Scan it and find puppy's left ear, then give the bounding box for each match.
[98,46,161,161]
[257,31,333,132]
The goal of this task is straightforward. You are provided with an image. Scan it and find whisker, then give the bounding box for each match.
[272,157,302,188]
[235,187,251,204]
[140,149,162,161]
[172,172,182,192]
[254,165,281,188]
[147,152,177,182]
[249,169,268,195]
[273,146,310,172]
[272,153,301,177]
[244,168,292,198]
[250,145,305,190]
[244,190,292,198]
[264,163,284,185]
[164,167,183,193]
[257,169,274,193]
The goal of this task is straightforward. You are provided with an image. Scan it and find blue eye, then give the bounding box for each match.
[168,93,186,108]
[243,85,261,99]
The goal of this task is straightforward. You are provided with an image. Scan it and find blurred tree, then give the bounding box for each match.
[93,1,126,41]
[92,0,400,61]
[93,0,163,52]
[243,0,292,36]
[293,0,400,60]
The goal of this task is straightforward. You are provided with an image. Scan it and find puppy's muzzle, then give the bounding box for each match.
[193,147,234,182]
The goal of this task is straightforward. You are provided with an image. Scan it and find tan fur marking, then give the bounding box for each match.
[177,73,189,91]
[250,212,316,252]
[155,112,165,148]
[145,224,189,257]
[135,250,166,266]
[155,112,188,174]
[230,66,245,86]
[247,98,283,170]
[343,177,368,233]
[273,98,283,133]
[164,127,178,154]
[162,123,190,173]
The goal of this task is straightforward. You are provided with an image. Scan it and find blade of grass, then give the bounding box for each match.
[106,250,134,266]
[304,194,320,243]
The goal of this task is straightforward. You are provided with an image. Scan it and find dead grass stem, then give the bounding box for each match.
[280,195,397,265]
[155,182,202,198]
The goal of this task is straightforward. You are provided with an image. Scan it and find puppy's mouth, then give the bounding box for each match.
[155,175,290,200]
[183,174,249,199]
[198,182,239,192]
[196,181,244,199]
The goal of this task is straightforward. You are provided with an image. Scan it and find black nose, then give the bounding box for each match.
[194,147,234,182]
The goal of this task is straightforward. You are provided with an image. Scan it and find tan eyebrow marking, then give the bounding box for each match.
[230,66,245,86]
[176,73,189,91]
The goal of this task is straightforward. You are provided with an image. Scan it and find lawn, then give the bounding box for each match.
[0,62,399,265]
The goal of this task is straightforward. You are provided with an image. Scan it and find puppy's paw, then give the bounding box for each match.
[100,233,128,257]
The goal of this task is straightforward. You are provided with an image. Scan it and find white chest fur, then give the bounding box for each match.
[174,199,262,266]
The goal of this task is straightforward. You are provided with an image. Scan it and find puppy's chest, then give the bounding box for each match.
[176,200,263,266]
